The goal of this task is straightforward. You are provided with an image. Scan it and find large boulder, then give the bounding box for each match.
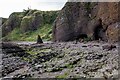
[106,22,120,42]
[53,2,90,42]
[52,2,120,42]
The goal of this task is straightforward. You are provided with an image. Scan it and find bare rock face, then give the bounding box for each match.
[53,2,90,42]
[52,2,120,42]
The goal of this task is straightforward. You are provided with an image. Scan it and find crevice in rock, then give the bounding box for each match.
[93,19,107,41]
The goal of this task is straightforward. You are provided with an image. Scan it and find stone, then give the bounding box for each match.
[37,35,43,44]
[85,54,103,60]
[102,45,116,51]
[106,22,120,42]
[1,42,118,78]
[34,65,43,71]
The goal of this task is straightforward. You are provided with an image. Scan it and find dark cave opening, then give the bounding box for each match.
[93,26,103,40]
[93,19,106,41]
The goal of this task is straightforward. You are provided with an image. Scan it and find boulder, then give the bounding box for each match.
[37,35,43,44]
[106,22,120,42]
[102,44,116,51]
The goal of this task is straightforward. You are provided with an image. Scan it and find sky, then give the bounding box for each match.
[0,0,67,18]
[0,0,119,18]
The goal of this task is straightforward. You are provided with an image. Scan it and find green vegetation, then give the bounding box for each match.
[3,28,21,41]
[24,24,52,41]
[2,9,59,41]
[56,72,69,78]
[48,67,63,72]
[3,24,52,41]
[27,48,52,55]
[65,63,73,68]
[83,37,92,42]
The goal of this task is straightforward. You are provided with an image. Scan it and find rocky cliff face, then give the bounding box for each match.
[2,10,58,37]
[2,12,24,36]
[52,2,120,42]
[1,18,7,25]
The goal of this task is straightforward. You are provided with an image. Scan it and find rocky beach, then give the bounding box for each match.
[1,1,120,80]
[1,41,119,79]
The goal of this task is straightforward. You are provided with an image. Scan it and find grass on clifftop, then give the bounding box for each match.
[3,24,52,41]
